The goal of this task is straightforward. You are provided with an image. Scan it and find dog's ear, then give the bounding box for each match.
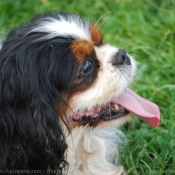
[0,29,68,173]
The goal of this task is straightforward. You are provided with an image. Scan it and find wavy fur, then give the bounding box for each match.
[0,13,79,174]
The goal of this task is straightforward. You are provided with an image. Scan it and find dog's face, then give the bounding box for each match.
[21,13,137,128]
[68,43,136,127]
[32,13,137,127]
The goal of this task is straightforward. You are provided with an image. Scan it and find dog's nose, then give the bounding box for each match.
[112,49,131,66]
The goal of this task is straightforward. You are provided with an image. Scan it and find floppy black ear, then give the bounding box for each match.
[0,30,68,173]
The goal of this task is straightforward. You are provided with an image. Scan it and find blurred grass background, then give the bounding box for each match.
[0,0,175,174]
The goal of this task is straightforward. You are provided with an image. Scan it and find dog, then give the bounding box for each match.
[0,13,160,175]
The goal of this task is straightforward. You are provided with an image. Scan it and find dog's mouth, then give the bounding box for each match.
[71,88,160,128]
[72,103,129,123]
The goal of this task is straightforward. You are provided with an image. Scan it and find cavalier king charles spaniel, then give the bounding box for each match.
[0,13,160,175]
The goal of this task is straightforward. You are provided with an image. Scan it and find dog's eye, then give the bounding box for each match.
[81,60,93,75]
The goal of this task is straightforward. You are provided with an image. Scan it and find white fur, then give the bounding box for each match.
[30,15,91,41]
[66,127,126,175]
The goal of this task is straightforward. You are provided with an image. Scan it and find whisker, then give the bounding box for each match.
[98,16,110,30]
[95,11,116,27]
[100,19,115,31]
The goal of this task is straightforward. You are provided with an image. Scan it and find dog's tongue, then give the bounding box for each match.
[116,88,160,128]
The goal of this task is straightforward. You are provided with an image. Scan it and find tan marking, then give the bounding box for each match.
[71,40,94,60]
[89,25,101,44]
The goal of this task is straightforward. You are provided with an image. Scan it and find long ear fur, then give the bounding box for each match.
[0,27,69,174]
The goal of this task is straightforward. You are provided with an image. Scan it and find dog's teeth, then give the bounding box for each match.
[114,104,119,111]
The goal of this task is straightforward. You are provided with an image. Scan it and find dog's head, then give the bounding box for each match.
[0,13,160,172]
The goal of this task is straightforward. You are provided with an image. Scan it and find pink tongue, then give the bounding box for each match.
[116,88,160,128]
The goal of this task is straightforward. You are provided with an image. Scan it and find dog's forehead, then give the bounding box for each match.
[31,15,88,40]
[32,14,101,42]
[31,14,101,60]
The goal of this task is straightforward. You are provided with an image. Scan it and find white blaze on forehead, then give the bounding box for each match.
[31,16,91,40]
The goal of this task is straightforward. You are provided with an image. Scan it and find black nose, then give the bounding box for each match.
[112,49,131,66]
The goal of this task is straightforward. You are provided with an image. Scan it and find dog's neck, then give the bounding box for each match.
[65,126,126,175]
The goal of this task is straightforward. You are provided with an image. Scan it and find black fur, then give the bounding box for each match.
[0,13,83,175]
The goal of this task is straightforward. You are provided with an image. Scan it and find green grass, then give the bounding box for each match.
[0,0,175,174]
